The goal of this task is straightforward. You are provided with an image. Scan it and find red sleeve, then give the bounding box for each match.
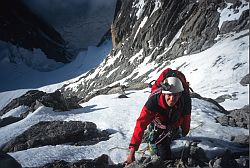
[151,68,172,92]
[181,114,191,136]
[129,106,155,150]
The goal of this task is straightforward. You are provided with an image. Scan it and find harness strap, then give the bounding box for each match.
[155,131,172,145]
[152,118,167,130]
[151,114,177,145]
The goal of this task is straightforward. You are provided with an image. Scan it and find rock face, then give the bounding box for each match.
[0,90,81,127]
[0,90,81,116]
[112,0,223,57]
[216,105,249,129]
[60,0,249,104]
[42,154,123,168]
[40,141,249,168]
[220,4,249,34]
[0,90,46,117]
[45,141,246,168]
[0,116,22,128]
[1,121,110,152]
[190,92,229,114]
[37,90,82,112]
[231,134,249,146]
[0,150,22,168]
[123,142,248,168]
[240,73,250,86]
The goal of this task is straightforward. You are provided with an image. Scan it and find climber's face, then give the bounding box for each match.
[164,92,181,107]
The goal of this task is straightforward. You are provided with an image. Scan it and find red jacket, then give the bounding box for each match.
[129,90,191,150]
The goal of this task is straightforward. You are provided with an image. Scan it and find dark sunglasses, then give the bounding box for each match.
[160,82,171,91]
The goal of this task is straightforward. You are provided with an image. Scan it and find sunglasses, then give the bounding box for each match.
[160,81,171,91]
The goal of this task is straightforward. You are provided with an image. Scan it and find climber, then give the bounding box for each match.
[124,75,191,165]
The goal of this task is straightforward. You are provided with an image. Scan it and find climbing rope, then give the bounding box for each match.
[108,146,151,157]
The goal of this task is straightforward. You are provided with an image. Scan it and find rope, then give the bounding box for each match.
[155,131,172,145]
[108,146,151,157]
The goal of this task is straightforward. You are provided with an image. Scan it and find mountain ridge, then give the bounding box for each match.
[60,0,249,108]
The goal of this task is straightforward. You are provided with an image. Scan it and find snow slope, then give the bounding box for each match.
[0,31,249,167]
[0,1,249,166]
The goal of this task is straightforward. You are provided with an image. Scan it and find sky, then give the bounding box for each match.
[0,0,249,167]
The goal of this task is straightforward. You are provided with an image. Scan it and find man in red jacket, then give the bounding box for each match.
[124,76,191,165]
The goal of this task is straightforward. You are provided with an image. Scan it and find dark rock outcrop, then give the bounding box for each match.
[111,0,225,59]
[216,105,249,129]
[220,1,249,34]
[209,150,243,168]
[187,142,209,167]
[231,135,249,147]
[0,90,81,119]
[37,90,82,112]
[169,0,220,56]
[190,92,229,114]
[214,94,234,103]
[0,150,22,168]
[0,90,45,116]
[124,141,248,168]
[1,121,110,152]
[192,93,249,129]
[240,73,250,86]
[42,154,123,168]
[0,116,22,128]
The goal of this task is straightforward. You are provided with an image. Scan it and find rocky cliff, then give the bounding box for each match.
[60,0,249,103]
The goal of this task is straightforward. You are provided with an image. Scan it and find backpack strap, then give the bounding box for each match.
[149,87,162,98]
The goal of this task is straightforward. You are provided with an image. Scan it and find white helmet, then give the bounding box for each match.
[161,77,184,94]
